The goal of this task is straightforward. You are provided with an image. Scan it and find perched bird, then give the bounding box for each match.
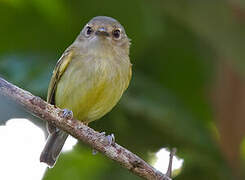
[40,16,132,167]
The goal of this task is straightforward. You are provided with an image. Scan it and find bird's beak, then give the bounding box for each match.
[95,27,109,37]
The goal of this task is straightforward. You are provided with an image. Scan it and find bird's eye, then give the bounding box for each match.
[112,29,121,39]
[85,26,93,37]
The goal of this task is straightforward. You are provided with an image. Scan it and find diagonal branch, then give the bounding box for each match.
[0,77,172,180]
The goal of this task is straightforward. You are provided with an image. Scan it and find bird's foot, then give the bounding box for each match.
[99,131,106,136]
[106,133,115,146]
[61,109,73,119]
[99,132,115,145]
[92,133,115,155]
[92,149,98,155]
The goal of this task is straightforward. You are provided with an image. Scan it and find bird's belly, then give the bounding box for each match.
[55,59,127,123]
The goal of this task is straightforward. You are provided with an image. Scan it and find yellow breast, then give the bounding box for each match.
[55,53,131,123]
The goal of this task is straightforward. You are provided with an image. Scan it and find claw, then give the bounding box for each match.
[92,149,98,155]
[106,133,115,146]
[61,109,73,119]
[99,132,106,136]
[92,131,111,155]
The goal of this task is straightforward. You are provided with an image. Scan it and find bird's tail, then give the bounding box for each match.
[40,129,68,167]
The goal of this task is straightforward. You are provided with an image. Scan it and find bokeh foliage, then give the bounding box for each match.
[1,0,245,179]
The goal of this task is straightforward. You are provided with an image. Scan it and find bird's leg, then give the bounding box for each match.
[61,109,73,119]
[48,108,73,133]
[92,132,115,155]
[48,108,73,134]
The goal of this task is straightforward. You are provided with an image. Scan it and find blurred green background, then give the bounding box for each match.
[1,0,245,179]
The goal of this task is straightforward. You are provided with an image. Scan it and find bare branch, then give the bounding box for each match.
[0,77,172,180]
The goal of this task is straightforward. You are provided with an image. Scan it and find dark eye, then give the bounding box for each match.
[85,26,93,37]
[112,29,121,39]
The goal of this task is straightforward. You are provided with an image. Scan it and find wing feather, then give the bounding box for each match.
[47,48,74,105]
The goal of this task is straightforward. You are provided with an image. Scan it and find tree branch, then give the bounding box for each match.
[0,77,172,180]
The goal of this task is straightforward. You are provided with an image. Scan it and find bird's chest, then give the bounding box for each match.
[55,57,129,122]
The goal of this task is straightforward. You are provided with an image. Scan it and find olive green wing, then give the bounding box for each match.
[47,48,74,105]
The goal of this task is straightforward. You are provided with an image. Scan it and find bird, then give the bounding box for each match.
[40,16,132,167]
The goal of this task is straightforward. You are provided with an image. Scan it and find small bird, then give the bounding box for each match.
[40,16,132,167]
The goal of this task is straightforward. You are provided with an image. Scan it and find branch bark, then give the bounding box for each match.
[0,77,172,180]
